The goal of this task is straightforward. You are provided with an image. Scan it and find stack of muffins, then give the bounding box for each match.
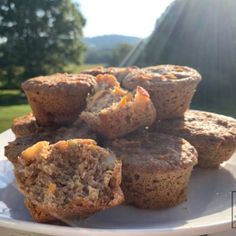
[4,65,236,223]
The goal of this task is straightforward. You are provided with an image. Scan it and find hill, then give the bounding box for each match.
[84,35,141,49]
[84,35,141,65]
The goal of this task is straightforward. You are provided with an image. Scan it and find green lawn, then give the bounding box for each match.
[0,104,31,133]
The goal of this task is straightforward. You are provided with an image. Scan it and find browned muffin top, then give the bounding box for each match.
[121,66,201,91]
[22,73,97,94]
[156,110,236,140]
[108,132,198,173]
[144,64,201,80]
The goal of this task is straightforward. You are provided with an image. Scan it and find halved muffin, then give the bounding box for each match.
[155,110,236,168]
[107,131,198,209]
[15,139,124,222]
[22,73,97,125]
[122,65,202,119]
[80,74,156,139]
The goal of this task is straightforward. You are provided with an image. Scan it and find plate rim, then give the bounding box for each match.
[0,129,234,235]
[0,216,231,236]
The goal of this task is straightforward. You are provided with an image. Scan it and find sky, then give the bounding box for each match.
[78,0,174,38]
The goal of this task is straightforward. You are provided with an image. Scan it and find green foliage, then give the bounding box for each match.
[0,0,85,88]
[0,104,30,132]
[85,48,112,65]
[0,89,27,105]
[109,43,134,66]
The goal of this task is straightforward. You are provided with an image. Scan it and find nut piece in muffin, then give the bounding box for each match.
[155,110,236,168]
[81,66,139,83]
[107,131,198,209]
[80,74,156,139]
[122,65,202,119]
[22,73,97,125]
[5,120,97,164]
[14,139,124,223]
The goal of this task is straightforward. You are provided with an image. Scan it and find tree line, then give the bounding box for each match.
[0,0,85,88]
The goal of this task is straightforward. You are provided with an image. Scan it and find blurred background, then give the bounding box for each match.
[0,0,236,132]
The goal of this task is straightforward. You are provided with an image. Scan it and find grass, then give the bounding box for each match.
[0,89,27,106]
[0,89,21,95]
[0,104,31,132]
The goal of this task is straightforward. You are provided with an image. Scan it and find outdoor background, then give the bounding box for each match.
[0,0,236,132]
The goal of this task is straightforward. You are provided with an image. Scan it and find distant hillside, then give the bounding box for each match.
[84,35,141,65]
[84,35,141,49]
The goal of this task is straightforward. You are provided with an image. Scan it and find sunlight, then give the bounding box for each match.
[78,0,174,37]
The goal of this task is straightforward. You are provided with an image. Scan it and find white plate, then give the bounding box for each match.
[0,129,236,236]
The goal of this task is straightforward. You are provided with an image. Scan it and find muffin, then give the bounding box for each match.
[81,66,139,83]
[11,112,39,137]
[15,139,124,222]
[25,199,56,223]
[155,110,236,168]
[122,65,202,119]
[107,131,198,209]
[80,74,156,139]
[22,73,97,125]
[11,112,58,137]
[5,121,97,164]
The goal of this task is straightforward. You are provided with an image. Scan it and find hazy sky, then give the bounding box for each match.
[78,0,174,38]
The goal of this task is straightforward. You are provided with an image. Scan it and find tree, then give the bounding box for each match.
[0,0,85,88]
[109,43,134,66]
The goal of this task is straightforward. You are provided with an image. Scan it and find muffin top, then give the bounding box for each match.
[108,132,198,173]
[144,64,201,80]
[22,73,97,94]
[156,110,236,141]
[122,66,201,90]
